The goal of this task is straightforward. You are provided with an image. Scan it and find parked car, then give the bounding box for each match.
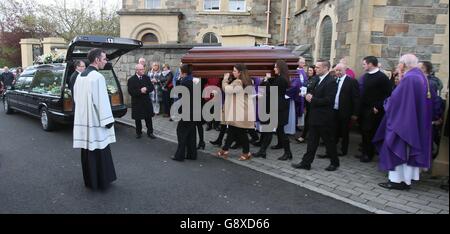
[3,35,143,131]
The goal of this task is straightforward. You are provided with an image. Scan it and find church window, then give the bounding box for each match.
[229,0,245,12]
[202,32,218,44]
[142,33,159,44]
[319,16,333,61]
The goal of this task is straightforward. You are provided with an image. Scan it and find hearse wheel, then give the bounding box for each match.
[40,107,55,131]
[4,96,13,114]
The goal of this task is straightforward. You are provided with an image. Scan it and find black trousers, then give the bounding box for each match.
[135,117,153,135]
[196,121,204,143]
[335,111,351,154]
[362,128,378,159]
[360,110,383,159]
[223,126,250,154]
[247,129,259,140]
[276,126,291,154]
[257,132,273,154]
[300,108,310,138]
[81,145,117,190]
[174,121,197,160]
[214,124,227,143]
[301,125,339,167]
[162,90,172,115]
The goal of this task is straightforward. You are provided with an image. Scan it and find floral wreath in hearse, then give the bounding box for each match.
[34,51,65,65]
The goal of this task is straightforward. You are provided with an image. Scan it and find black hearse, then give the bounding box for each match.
[3,35,143,131]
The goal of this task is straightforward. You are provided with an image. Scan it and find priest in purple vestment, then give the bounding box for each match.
[373,54,432,191]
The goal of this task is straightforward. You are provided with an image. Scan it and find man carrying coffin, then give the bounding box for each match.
[73,48,117,190]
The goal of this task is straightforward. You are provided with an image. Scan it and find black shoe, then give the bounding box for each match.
[291,162,311,170]
[278,152,293,161]
[360,155,372,163]
[338,152,347,157]
[325,164,339,171]
[136,134,142,139]
[171,156,184,162]
[378,181,410,190]
[209,140,222,147]
[185,156,197,160]
[197,141,205,150]
[271,144,283,150]
[230,142,241,149]
[147,133,156,139]
[254,152,266,159]
[317,154,329,159]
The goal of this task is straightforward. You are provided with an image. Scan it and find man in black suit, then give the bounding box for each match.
[292,59,339,171]
[323,63,360,157]
[68,60,86,96]
[127,64,156,139]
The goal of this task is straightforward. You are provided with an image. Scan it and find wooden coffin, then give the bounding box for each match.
[181,46,299,78]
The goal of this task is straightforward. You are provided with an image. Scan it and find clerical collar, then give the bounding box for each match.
[80,66,98,77]
[368,68,380,74]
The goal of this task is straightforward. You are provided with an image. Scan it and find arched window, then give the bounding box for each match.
[202,32,218,44]
[319,16,333,61]
[142,33,159,44]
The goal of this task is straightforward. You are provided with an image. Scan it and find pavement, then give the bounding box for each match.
[0,109,368,214]
[116,108,449,214]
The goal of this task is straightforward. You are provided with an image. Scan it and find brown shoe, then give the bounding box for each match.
[238,153,252,161]
[217,150,229,159]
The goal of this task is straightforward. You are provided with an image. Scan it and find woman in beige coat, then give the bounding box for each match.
[217,64,255,161]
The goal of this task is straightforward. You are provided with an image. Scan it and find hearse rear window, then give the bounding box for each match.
[72,46,119,58]
[98,70,119,95]
[30,70,63,96]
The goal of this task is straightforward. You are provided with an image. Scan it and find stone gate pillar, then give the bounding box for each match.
[19,38,41,68]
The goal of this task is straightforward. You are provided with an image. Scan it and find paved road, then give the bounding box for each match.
[0,108,369,214]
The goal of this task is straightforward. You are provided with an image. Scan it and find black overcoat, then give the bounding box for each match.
[127,74,155,119]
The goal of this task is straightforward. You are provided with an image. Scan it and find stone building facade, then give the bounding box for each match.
[288,0,449,83]
[118,0,448,92]
[116,0,448,176]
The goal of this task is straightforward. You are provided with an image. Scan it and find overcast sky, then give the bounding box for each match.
[36,0,122,10]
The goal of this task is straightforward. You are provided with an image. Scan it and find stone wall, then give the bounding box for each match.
[372,0,448,73]
[288,0,354,65]
[114,44,218,106]
[287,0,448,91]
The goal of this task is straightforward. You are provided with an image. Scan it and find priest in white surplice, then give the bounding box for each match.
[73,48,117,190]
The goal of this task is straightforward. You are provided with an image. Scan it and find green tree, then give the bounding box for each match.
[0,0,120,66]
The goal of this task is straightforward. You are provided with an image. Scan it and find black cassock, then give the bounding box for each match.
[81,145,117,190]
